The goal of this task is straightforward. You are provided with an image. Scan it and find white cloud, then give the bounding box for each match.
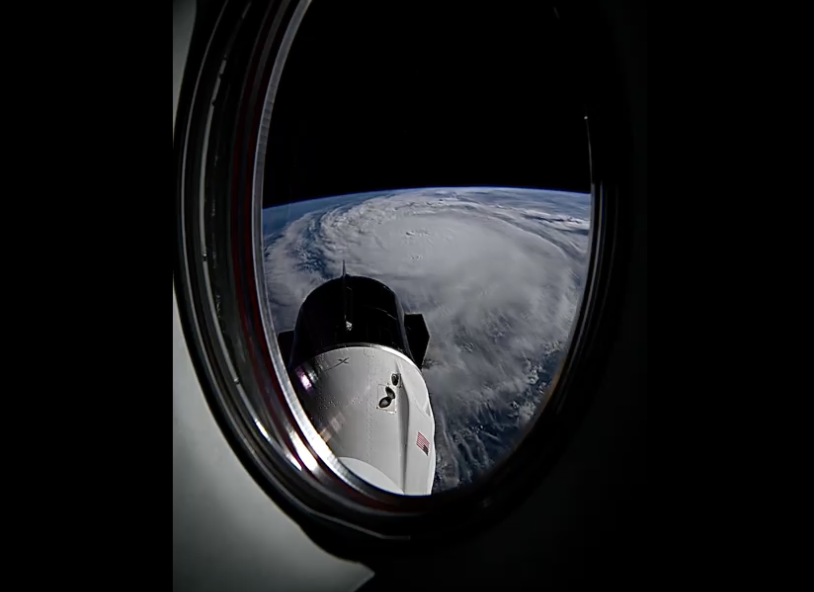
[263,187,590,491]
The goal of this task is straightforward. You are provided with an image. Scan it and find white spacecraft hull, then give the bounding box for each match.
[294,344,436,495]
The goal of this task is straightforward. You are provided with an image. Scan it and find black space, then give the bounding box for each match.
[263,0,591,208]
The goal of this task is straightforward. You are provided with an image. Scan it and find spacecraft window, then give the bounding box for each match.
[257,0,594,497]
[175,0,617,544]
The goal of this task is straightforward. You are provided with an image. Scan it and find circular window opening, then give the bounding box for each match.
[258,0,593,495]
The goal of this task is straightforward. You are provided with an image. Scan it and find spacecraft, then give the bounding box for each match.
[277,264,436,495]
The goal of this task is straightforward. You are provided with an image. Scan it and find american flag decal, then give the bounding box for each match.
[416,431,430,455]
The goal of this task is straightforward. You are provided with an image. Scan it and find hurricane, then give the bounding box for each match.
[263,187,591,491]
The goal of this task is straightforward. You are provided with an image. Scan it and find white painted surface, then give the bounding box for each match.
[338,457,403,494]
[295,345,437,495]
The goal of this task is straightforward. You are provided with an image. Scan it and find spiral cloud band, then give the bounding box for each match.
[263,187,590,491]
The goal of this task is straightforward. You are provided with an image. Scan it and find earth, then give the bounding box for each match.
[262,187,591,492]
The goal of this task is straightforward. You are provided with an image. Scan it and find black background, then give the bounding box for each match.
[263,0,591,208]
